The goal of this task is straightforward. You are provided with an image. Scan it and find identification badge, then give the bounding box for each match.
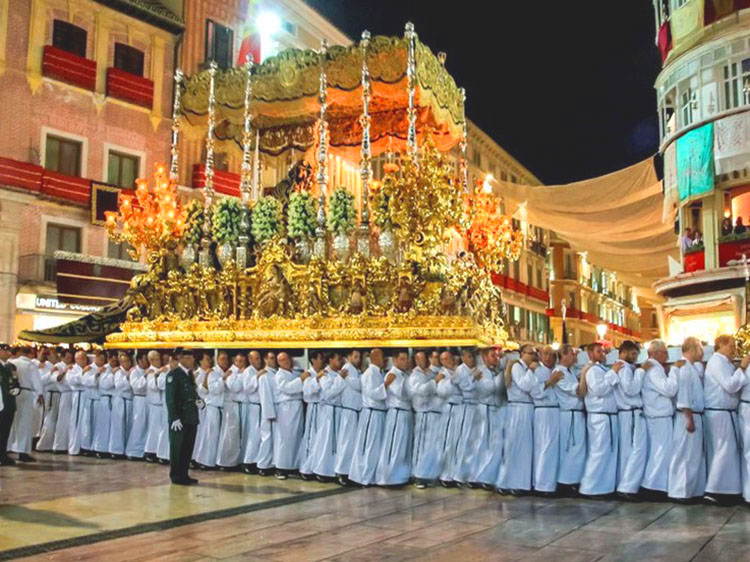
[167,375,173,383]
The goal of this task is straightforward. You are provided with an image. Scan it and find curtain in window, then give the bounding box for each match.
[676,122,714,203]
[671,0,703,47]
[714,110,750,175]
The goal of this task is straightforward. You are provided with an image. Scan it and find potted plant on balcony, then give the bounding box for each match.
[251,195,284,246]
[287,190,317,263]
[327,187,356,261]
[212,197,242,265]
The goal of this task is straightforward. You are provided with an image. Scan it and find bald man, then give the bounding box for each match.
[530,346,563,495]
[240,351,263,473]
[349,349,388,486]
[66,350,89,455]
[257,352,278,476]
[272,352,304,478]
[144,350,166,462]
[470,348,506,489]
[299,351,326,479]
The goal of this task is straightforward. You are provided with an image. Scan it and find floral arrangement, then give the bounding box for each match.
[371,185,392,230]
[182,199,205,247]
[327,187,356,236]
[287,191,317,240]
[251,196,284,244]
[212,198,242,245]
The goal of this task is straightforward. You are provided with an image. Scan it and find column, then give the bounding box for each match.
[25,0,47,92]
[93,10,111,96]
[150,34,166,131]
[0,199,23,342]
[702,191,720,270]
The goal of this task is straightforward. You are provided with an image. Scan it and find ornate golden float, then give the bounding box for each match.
[104,24,521,350]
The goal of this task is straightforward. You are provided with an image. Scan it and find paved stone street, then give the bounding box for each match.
[0,453,747,561]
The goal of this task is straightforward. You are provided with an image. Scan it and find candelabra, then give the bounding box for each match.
[237,55,254,270]
[314,39,329,259]
[200,61,218,268]
[357,30,372,258]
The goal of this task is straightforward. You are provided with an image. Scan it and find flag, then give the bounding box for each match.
[237,0,261,66]
[658,20,672,63]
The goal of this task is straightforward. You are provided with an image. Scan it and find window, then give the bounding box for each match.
[114,43,144,76]
[723,62,741,110]
[52,20,87,58]
[107,151,139,188]
[108,239,135,261]
[537,268,543,289]
[680,85,696,127]
[527,264,533,286]
[281,20,297,36]
[673,0,689,9]
[45,135,82,176]
[46,223,81,254]
[512,259,520,280]
[472,147,481,167]
[206,20,233,69]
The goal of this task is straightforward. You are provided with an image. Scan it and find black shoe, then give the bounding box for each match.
[127,455,144,461]
[275,470,288,480]
[52,449,67,455]
[580,492,613,501]
[145,454,157,463]
[336,475,350,487]
[0,457,16,466]
[243,463,258,475]
[616,492,640,502]
[439,480,455,488]
[481,483,494,491]
[702,493,741,507]
[171,479,191,486]
[414,479,428,489]
[111,454,126,460]
[258,468,274,477]
[158,458,169,465]
[187,477,198,485]
[190,460,199,469]
[496,487,510,495]
[299,472,314,480]
[18,454,36,462]
[534,491,557,498]
[509,489,528,497]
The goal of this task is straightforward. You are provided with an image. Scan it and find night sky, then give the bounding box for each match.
[306,0,663,185]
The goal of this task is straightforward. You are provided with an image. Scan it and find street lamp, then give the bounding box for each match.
[596,323,608,340]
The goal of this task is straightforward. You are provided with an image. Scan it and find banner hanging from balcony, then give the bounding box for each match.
[671,0,704,48]
[663,143,678,222]
[714,110,750,176]
[676,122,714,203]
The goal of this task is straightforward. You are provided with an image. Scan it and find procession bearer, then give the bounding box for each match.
[166,349,199,486]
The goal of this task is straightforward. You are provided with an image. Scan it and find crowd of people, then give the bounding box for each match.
[1,336,749,506]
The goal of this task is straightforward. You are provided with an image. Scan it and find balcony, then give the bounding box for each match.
[192,164,241,197]
[18,254,57,284]
[106,68,154,108]
[0,156,91,205]
[42,45,96,91]
[491,273,550,303]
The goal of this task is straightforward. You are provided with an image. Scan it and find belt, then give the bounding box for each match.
[508,400,532,405]
[442,403,456,451]
[534,405,559,409]
[565,408,584,451]
[364,407,387,412]
[333,405,360,413]
[393,407,411,412]
[562,408,585,412]
[646,414,673,419]
[134,394,147,397]
[588,411,617,452]
[740,400,750,404]
[19,387,33,392]
[705,408,741,448]
[676,408,703,414]
[618,407,642,412]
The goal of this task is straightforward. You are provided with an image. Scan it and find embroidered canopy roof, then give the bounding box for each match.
[180,36,464,159]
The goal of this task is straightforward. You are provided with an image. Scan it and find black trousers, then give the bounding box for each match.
[169,423,197,482]
[0,408,15,458]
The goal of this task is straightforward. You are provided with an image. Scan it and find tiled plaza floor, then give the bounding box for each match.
[0,453,748,561]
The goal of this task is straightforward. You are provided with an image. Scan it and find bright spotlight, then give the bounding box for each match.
[257,11,281,35]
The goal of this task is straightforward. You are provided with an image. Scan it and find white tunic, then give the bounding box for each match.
[579,362,619,496]
[192,368,207,460]
[334,362,362,476]
[109,367,133,455]
[668,359,706,499]
[497,360,535,491]
[156,370,170,460]
[555,365,586,485]
[79,363,101,451]
[144,368,163,455]
[8,357,42,454]
[31,359,50,439]
[703,352,744,495]
[530,363,559,493]
[52,362,73,452]
[641,358,678,492]
[93,365,115,453]
[376,367,413,485]
[311,367,345,477]
[217,366,243,467]
[256,367,277,470]
[349,364,387,485]
[472,365,506,486]
[409,366,446,482]
[438,366,461,482]
[299,366,321,475]
[194,366,224,467]
[273,368,304,470]
[740,367,750,502]
[450,363,479,483]
[610,361,646,494]
[36,360,60,451]
[66,364,85,454]
[125,366,149,458]
[241,365,262,465]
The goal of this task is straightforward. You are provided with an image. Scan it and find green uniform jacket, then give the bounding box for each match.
[165,367,199,425]
[0,361,19,413]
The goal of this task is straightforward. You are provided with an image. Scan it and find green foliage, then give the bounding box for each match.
[327,187,356,236]
[212,198,242,245]
[287,191,317,240]
[371,188,392,230]
[251,196,284,244]
[183,199,204,246]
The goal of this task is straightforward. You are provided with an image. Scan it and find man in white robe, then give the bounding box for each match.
[334,350,363,484]
[52,348,74,454]
[740,347,750,505]
[554,344,586,494]
[194,351,223,468]
[350,349,388,486]
[144,350,166,462]
[640,340,678,499]
[496,344,538,495]
[608,340,646,501]
[216,351,242,469]
[409,350,446,488]
[125,352,150,460]
[241,351,263,474]
[8,346,43,461]
[471,348,506,490]
[257,351,278,476]
[437,351,460,486]
[109,352,134,458]
[668,337,706,502]
[451,349,481,485]
[376,350,413,486]
[30,347,51,442]
[35,347,58,452]
[703,334,746,505]
[299,350,325,479]
[311,351,346,481]
[79,350,105,456]
[530,346,563,495]
[155,352,174,463]
[66,351,88,455]
[272,352,304,478]
[579,342,620,498]
[93,352,119,458]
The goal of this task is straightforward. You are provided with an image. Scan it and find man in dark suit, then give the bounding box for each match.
[166,348,200,485]
[0,343,20,465]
